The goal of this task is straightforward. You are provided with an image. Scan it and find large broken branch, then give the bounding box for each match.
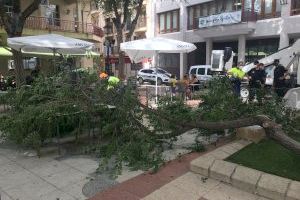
[141,104,300,155]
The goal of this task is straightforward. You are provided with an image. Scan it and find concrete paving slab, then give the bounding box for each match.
[210,160,237,183]
[39,189,77,200]
[0,191,12,200]
[5,177,56,200]
[61,181,88,200]
[228,141,248,151]
[257,173,291,200]
[162,149,191,161]
[0,155,11,165]
[217,145,239,155]
[0,161,24,176]
[231,165,262,193]
[147,183,199,200]
[207,149,231,159]
[203,183,258,200]
[286,181,300,200]
[30,160,71,177]
[60,156,99,174]
[0,169,40,190]
[174,172,220,190]
[42,168,89,188]
[190,155,216,176]
[170,172,219,196]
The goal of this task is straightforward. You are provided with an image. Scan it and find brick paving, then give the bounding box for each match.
[90,139,231,200]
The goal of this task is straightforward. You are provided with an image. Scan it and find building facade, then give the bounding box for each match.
[147,0,300,78]
[101,0,148,78]
[0,0,104,75]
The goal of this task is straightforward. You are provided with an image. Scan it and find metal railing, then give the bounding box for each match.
[15,16,105,37]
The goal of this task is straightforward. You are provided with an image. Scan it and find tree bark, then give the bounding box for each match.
[0,0,41,87]
[116,30,125,79]
[11,49,25,86]
[142,104,300,155]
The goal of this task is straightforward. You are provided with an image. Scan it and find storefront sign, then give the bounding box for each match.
[199,11,242,28]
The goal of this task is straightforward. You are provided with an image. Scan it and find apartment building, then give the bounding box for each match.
[0,0,104,75]
[147,0,300,79]
[101,0,148,77]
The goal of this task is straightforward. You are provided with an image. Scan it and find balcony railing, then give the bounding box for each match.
[20,16,104,37]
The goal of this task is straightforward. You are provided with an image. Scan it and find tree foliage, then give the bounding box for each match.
[0,0,42,86]
[0,74,299,175]
[96,0,144,79]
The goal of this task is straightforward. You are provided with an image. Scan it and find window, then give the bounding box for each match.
[158,10,179,33]
[265,0,273,14]
[197,68,205,75]
[190,68,197,74]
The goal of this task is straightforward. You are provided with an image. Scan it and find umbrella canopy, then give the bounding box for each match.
[7,34,94,54]
[120,37,197,63]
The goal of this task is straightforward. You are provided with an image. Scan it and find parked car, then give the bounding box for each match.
[137,68,171,85]
[189,65,213,83]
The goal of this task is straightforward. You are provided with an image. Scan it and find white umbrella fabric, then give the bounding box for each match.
[8,34,94,54]
[120,37,197,102]
[8,34,95,72]
[120,37,196,63]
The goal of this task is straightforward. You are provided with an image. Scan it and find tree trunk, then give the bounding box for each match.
[142,104,300,155]
[11,49,25,87]
[116,30,125,80]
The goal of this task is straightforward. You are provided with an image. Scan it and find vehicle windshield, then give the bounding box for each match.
[157,69,168,74]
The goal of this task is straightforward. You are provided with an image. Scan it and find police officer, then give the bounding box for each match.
[273,59,287,97]
[247,61,266,101]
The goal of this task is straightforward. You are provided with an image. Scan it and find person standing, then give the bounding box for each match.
[228,61,245,96]
[273,59,287,97]
[169,74,177,96]
[247,61,265,101]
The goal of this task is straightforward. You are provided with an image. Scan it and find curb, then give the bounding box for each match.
[190,140,300,200]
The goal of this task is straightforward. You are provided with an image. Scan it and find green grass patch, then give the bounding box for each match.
[226,139,300,181]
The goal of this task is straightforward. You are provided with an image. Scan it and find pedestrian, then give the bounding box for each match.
[169,74,177,96]
[190,74,200,91]
[107,73,120,90]
[0,74,6,91]
[247,61,266,101]
[183,74,191,100]
[273,59,287,97]
[227,61,245,96]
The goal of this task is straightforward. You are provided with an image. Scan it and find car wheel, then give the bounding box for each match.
[138,77,144,85]
[157,78,162,85]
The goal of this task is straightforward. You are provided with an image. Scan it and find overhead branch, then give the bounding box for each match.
[126,0,144,40]
[21,0,41,20]
[121,0,130,29]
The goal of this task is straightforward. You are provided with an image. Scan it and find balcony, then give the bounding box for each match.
[22,16,104,37]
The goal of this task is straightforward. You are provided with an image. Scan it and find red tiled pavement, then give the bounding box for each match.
[90,138,231,200]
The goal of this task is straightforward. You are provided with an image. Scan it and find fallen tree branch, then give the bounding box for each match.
[140,104,300,155]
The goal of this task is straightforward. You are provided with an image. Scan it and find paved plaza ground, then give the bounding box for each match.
[0,138,270,200]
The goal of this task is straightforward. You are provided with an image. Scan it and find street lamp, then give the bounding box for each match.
[280,0,288,5]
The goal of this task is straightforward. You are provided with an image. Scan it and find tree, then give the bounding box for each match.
[97,0,144,79]
[0,0,42,86]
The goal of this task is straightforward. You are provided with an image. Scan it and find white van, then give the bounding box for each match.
[189,65,213,83]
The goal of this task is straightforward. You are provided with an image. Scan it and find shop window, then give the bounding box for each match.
[158,10,179,33]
